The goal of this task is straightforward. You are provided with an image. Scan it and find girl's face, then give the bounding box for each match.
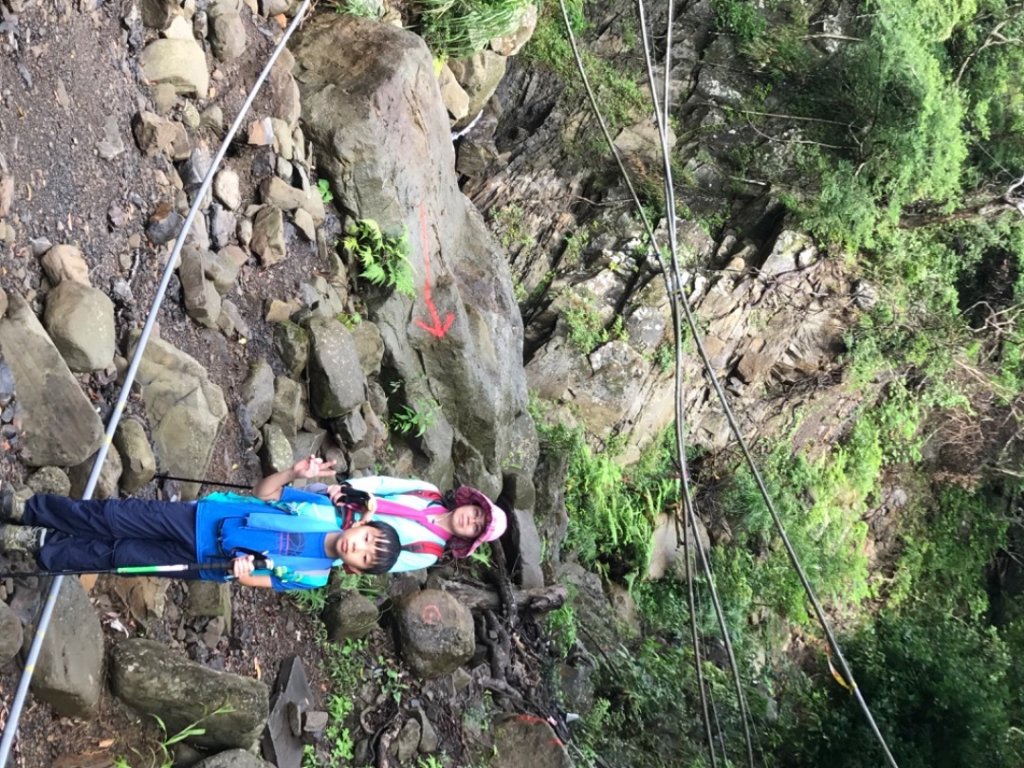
[335,526,384,571]
[451,504,487,539]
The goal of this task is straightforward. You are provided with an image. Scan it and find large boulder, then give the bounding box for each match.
[132,334,228,500]
[292,15,536,487]
[306,316,366,419]
[29,578,104,718]
[0,293,104,466]
[395,589,474,678]
[492,715,572,768]
[110,639,269,751]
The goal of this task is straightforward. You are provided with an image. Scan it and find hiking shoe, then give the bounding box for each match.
[0,524,45,555]
[0,483,25,523]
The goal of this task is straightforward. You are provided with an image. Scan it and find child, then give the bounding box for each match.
[323,475,508,571]
[0,457,404,591]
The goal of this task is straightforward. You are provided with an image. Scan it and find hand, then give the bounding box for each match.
[326,484,344,504]
[232,555,255,580]
[292,455,336,481]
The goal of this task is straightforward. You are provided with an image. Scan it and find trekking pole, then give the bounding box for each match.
[0,556,274,580]
[154,473,253,490]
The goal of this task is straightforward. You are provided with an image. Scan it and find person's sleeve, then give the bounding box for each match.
[266,570,329,591]
[346,476,440,497]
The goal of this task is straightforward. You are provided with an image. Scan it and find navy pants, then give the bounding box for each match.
[24,495,200,573]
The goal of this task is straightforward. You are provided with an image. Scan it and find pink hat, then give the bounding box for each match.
[449,486,508,558]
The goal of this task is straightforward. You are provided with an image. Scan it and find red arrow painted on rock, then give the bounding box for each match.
[414,203,454,339]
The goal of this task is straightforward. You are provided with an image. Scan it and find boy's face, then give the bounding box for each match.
[335,525,384,571]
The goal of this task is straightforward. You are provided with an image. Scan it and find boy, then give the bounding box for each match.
[0,457,403,591]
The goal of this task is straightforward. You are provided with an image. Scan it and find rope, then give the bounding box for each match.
[0,4,313,762]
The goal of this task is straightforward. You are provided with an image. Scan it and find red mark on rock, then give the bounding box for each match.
[414,203,454,339]
[420,603,442,625]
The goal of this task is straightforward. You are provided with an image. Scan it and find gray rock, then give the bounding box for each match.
[110,639,269,750]
[272,322,309,379]
[133,111,191,160]
[242,358,275,430]
[306,317,366,419]
[292,207,316,241]
[323,589,378,643]
[334,407,366,448]
[68,447,124,500]
[27,466,71,496]
[43,281,116,371]
[292,429,326,463]
[218,300,250,339]
[447,50,507,121]
[186,581,232,631]
[0,293,104,466]
[40,244,90,286]
[260,177,325,225]
[437,63,469,121]
[147,203,186,246]
[349,321,384,377]
[0,601,23,665]
[209,0,247,62]
[397,718,420,764]
[416,708,439,753]
[114,418,158,494]
[180,246,223,328]
[214,168,242,211]
[210,205,237,249]
[261,423,293,475]
[268,48,301,127]
[250,206,286,266]
[133,334,228,500]
[395,589,474,678]
[207,245,248,295]
[29,579,104,718]
[140,0,178,30]
[271,375,304,441]
[139,38,210,98]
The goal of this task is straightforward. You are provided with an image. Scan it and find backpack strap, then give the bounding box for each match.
[374,497,452,540]
[403,541,444,558]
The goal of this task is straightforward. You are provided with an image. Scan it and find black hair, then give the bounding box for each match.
[360,520,401,574]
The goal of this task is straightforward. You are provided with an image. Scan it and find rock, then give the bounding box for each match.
[298,276,345,319]
[0,294,104,466]
[214,168,242,210]
[271,376,304,441]
[108,576,169,627]
[133,111,191,160]
[260,177,325,225]
[262,657,313,768]
[208,245,249,294]
[322,589,378,643]
[437,63,469,121]
[193,749,275,768]
[140,0,178,30]
[416,708,439,753]
[349,321,384,377]
[447,50,507,121]
[272,322,309,379]
[397,718,420,764]
[133,334,228,500]
[268,48,301,127]
[293,15,533,486]
[27,466,71,496]
[306,317,366,419]
[68,447,124,500]
[395,590,474,678]
[43,281,116,371]
[180,246,223,328]
[261,423,293,475]
[248,117,275,146]
[139,38,210,98]
[647,511,710,581]
[186,581,232,631]
[242,358,275,431]
[40,244,91,286]
[110,639,270,750]
[0,171,13,218]
[492,716,572,768]
[96,116,126,160]
[164,14,195,40]
[210,205,237,249]
[266,298,300,323]
[250,206,286,266]
[218,300,249,339]
[209,0,247,61]
[488,3,536,55]
[292,207,316,241]
[270,117,294,160]
[114,418,158,493]
[292,429,326,463]
[29,579,104,718]
[0,601,24,665]
[147,201,186,245]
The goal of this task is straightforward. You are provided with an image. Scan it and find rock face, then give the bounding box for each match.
[293,15,536,489]
[110,639,270,751]
[395,589,475,677]
[0,293,104,466]
[492,715,572,768]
